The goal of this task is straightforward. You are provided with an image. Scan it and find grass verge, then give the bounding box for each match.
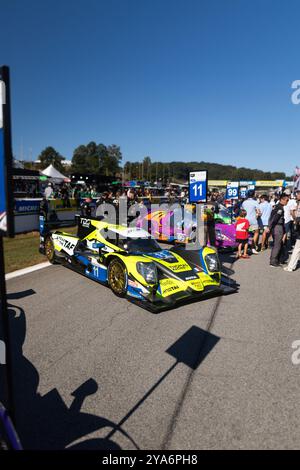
[3,227,77,274]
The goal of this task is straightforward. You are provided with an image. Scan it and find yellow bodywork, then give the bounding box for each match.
[51,218,221,300]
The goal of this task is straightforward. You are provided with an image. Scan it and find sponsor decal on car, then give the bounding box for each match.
[53,235,77,255]
[169,263,190,272]
[80,218,91,228]
[188,278,204,291]
[148,250,175,260]
[159,278,185,296]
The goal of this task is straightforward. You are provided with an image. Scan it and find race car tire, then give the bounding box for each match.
[45,236,57,264]
[107,258,127,297]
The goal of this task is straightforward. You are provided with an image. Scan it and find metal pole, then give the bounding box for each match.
[0,236,15,423]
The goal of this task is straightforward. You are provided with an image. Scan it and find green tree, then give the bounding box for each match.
[72,142,108,174]
[38,146,65,172]
[86,141,101,174]
[72,145,89,173]
[100,144,122,176]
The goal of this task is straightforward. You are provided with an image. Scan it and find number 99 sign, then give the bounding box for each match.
[189,171,208,203]
[226,182,239,200]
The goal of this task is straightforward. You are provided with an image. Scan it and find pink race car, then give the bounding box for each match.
[136,208,238,249]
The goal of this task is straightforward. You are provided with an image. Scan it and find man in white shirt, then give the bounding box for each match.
[259,194,272,250]
[284,190,300,271]
[44,183,53,199]
[242,190,261,253]
[283,189,297,250]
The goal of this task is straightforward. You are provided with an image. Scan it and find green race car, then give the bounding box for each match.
[39,215,237,312]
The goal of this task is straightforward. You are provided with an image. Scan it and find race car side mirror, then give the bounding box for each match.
[92,242,105,250]
[94,242,105,254]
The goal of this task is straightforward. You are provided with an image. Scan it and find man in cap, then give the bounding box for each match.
[282,188,297,251]
[267,193,289,267]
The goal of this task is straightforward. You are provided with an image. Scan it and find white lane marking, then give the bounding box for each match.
[5,262,51,280]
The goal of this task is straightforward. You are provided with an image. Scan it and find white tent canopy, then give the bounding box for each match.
[41,164,67,183]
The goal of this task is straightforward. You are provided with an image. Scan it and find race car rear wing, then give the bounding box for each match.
[39,212,103,254]
[39,212,77,254]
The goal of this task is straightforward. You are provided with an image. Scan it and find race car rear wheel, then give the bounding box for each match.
[108,259,127,297]
[45,236,56,264]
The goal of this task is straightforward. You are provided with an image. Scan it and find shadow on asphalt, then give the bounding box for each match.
[2,292,221,450]
[2,291,138,450]
[6,289,36,300]
[105,326,220,442]
[219,251,238,266]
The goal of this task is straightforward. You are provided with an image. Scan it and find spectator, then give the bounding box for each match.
[73,185,81,209]
[267,193,289,267]
[284,190,300,272]
[91,185,98,198]
[282,189,297,251]
[113,190,121,205]
[127,188,137,203]
[242,190,261,254]
[80,197,92,217]
[44,182,53,199]
[203,207,216,247]
[61,184,71,208]
[259,194,272,250]
[235,209,250,259]
[40,197,49,221]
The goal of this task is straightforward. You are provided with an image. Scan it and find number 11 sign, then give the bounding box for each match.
[189,170,208,203]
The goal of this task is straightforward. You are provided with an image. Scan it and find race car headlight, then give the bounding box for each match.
[205,253,220,272]
[137,262,158,284]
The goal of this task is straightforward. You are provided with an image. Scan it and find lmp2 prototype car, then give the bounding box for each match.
[39,215,237,312]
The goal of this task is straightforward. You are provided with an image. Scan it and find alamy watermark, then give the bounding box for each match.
[291,80,300,104]
[291,340,300,365]
[93,199,206,250]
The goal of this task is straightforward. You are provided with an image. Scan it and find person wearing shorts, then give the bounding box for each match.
[242,190,261,253]
[235,209,250,258]
[259,194,272,250]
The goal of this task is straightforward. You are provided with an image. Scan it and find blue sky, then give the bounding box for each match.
[1,0,300,174]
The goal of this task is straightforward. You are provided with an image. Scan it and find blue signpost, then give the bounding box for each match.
[0,68,13,236]
[189,170,208,203]
[225,181,239,200]
[225,181,239,223]
[188,171,208,248]
[239,187,247,199]
[0,66,16,426]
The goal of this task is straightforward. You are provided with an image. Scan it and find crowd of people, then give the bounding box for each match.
[41,180,300,273]
[13,179,41,197]
[232,189,300,272]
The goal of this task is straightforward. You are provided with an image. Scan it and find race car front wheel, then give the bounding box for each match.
[108,259,127,297]
[45,236,56,264]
